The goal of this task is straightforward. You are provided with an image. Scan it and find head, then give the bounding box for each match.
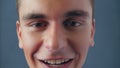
[16,0,95,68]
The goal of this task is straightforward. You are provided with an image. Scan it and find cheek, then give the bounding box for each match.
[70,30,91,67]
[72,35,90,55]
[69,27,91,56]
[21,31,43,56]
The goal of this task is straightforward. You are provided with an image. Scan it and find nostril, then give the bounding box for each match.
[45,44,59,51]
[43,34,67,51]
[44,38,60,50]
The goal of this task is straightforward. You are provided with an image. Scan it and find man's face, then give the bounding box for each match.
[16,0,95,68]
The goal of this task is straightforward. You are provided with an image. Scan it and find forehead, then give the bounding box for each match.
[19,0,92,19]
[20,0,91,8]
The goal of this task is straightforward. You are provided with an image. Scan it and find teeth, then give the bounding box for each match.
[56,60,62,64]
[42,59,71,65]
[48,60,55,64]
[65,59,69,62]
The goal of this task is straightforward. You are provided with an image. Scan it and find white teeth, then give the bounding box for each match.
[65,59,69,62]
[49,60,55,64]
[43,59,71,65]
[56,60,62,64]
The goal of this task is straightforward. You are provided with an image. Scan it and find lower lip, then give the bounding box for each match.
[39,60,72,68]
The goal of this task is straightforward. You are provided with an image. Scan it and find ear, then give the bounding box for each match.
[90,19,95,47]
[16,21,23,49]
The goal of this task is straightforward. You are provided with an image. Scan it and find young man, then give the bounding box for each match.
[16,0,95,68]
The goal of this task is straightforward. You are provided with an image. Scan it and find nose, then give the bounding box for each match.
[44,21,67,51]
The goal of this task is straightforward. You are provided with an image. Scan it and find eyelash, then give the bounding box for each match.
[63,19,84,30]
[63,20,82,27]
[31,22,47,27]
[28,20,48,31]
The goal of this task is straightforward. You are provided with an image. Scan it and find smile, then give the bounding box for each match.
[40,59,73,65]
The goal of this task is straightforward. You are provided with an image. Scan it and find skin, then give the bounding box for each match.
[16,0,95,68]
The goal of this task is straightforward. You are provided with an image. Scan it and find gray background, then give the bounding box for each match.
[0,0,120,68]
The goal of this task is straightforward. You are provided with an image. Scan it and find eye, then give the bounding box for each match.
[32,22,47,28]
[63,19,81,28]
[29,21,48,31]
[29,20,48,28]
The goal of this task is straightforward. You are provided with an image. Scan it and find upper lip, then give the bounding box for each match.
[39,57,73,61]
[37,56,73,60]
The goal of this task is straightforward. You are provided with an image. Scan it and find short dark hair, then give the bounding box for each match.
[16,0,94,17]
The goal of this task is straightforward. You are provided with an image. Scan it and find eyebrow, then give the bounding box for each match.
[22,13,46,20]
[22,10,89,20]
[65,10,90,18]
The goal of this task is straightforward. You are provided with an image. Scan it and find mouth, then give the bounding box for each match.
[40,59,73,65]
[39,59,73,67]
